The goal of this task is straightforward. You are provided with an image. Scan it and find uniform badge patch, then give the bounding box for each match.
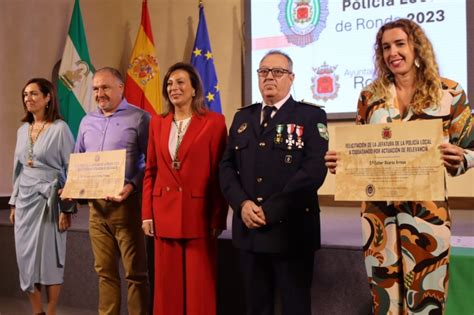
[317,123,329,140]
[237,123,248,134]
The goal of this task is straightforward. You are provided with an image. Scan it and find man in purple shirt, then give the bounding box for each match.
[75,67,150,314]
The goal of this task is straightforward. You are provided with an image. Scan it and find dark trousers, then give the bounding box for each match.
[239,249,314,315]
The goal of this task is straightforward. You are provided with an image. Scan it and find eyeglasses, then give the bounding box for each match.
[257,68,292,78]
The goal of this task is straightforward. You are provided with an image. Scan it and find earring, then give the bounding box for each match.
[192,90,196,97]
[414,58,420,68]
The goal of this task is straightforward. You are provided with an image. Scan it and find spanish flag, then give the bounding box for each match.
[124,0,162,115]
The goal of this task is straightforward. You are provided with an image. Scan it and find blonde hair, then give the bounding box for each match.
[370,19,442,113]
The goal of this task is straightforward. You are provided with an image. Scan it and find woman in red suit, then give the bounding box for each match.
[142,62,228,315]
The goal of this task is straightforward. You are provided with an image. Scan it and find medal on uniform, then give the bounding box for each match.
[284,154,293,164]
[285,124,296,150]
[237,123,248,134]
[274,124,284,144]
[295,125,304,149]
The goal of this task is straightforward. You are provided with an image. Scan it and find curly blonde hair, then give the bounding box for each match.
[370,19,442,113]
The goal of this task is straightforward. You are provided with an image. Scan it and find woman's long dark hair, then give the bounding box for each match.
[161,62,208,116]
[21,78,62,123]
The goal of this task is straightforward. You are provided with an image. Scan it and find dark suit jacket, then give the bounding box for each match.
[219,97,328,253]
[142,111,228,239]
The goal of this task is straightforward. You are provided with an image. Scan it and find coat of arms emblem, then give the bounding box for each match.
[382,127,392,139]
[311,62,340,102]
[59,60,91,91]
[129,54,158,86]
[278,0,328,47]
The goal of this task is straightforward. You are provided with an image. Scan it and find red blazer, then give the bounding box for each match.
[142,111,228,238]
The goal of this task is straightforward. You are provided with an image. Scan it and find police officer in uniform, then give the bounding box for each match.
[219,50,328,315]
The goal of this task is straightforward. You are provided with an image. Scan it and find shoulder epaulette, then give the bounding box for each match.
[238,102,261,111]
[299,99,324,108]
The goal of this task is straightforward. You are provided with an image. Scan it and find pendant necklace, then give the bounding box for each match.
[27,120,47,167]
[172,117,191,170]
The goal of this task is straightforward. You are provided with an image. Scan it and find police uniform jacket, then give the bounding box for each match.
[219,97,328,253]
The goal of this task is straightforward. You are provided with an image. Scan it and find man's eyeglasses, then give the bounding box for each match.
[257,68,292,78]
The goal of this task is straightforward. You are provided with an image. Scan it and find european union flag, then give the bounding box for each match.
[191,4,222,113]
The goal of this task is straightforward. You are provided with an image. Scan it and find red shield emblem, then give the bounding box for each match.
[382,127,392,139]
[295,4,310,21]
[317,76,334,94]
[311,62,339,102]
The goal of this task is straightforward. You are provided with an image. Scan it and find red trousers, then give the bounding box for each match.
[153,237,217,315]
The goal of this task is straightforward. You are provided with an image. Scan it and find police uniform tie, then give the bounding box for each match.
[261,106,276,133]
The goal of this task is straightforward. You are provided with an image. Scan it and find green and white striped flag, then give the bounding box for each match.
[58,0,94,138]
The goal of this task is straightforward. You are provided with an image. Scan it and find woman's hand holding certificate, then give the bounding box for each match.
[333,120,444,201]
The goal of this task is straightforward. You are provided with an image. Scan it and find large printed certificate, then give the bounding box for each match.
[334,120,444,201]
[61,149,126,199]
